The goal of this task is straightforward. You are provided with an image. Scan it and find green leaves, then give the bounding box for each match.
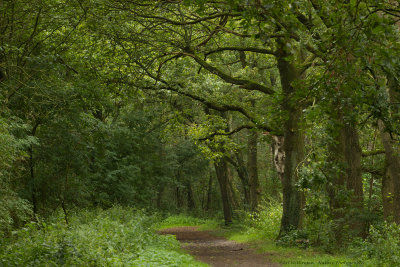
[0,207,203,266]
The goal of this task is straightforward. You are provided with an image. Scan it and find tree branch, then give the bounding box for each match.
[205,46,276,56]
[198,124,254,141]
[362,149,385,157]
[128,11,239,25]
[184,49,275,94]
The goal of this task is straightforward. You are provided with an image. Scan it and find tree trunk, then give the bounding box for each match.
[215,158,233,225]
[206,172,213,211]
[29,121,40,215]
[233,151,251,209]
[227,165,239,210]
[187,181,196,210]
[326,117,346,242]
[176,170,184,208]
[344,126,364,199]
[382,163,395,220]
[276,40,305,235]
[379,120,400,223]
[379,75,400,223]
[271,136,285,183]
[327,111,364,241]
[248,129,260,212]
[29,145,37,215]
[343,124,364,235]
[157,187,163,209]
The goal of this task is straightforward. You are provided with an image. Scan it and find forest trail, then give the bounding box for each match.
[159,226,281,267]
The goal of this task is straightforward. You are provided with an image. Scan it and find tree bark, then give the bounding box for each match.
[276,40,305,235]
[215,158,233,225]
[227,165,239,210]
[343,125,364,202]
[382,163,394,220]
[233,151,251,209]
[327,111,364,241]
[379,120,400,223]
[271,136,285,183]
[343,124,364,236]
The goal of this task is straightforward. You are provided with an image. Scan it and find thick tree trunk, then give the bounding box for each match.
[215,158,233,225]
[276,41,305,235]
[248,129,260,212]
[343,124,364,236]
[326,118,346,242]
[379,76,400,223]
[279,106,304,234]
[343,125,364,204]
[379,120,400,223]
[327,112,364,241]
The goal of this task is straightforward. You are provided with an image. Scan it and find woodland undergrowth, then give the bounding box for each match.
[0,206,205,266]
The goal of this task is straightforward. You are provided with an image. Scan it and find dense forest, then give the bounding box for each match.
[1,0,400,266]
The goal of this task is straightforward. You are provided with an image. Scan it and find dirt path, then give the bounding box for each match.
[159,226,281,267]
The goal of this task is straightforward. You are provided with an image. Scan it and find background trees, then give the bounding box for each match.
[1,0,400,254]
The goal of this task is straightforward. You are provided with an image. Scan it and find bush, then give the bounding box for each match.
[244,199,282,239]
[0,206,205,266]
[276,229,310,249]
[0,118,34,236]
[349,222,400,267]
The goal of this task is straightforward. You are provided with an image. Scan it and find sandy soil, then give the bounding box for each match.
[159,226,281,267]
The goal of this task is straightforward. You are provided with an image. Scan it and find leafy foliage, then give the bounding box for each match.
[0,207,205,266]
[350,222,400,267]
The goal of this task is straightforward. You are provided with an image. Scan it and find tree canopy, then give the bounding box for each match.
[1,0,400,261]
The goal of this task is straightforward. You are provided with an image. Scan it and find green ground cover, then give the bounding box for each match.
[0,207,207,267]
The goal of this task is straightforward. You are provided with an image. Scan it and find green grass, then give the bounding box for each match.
[208,224,359,267]
[156,214,219,231]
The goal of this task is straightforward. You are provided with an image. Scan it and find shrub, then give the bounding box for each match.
[349,222,400,267]
[245,199,282,239]
[0,206,205,266]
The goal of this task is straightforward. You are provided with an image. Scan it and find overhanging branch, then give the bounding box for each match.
[362,149,385,157]
[198,124,254,141]
[205,46,276,56]
[184,50,275,94]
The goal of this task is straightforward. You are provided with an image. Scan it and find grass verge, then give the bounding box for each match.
[209,224,359,267]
